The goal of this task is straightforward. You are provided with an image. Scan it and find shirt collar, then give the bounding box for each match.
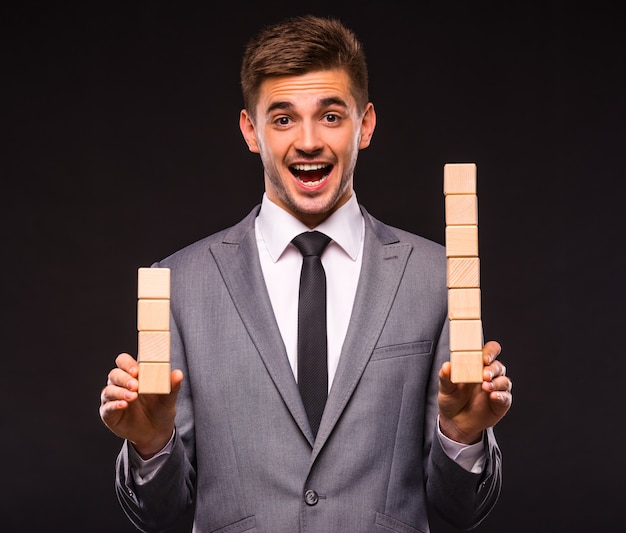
[257,192,364,262]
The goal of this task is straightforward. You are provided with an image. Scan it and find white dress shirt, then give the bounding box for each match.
[130,192,485,482]
[255,192,363,391]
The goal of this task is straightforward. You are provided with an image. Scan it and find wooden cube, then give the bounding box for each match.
[138,299,170,331]
[447,257,480,288]
[449,319,483,351]
[445,225,479,257]
[445,194,478,226]
[444,163,476,195]
[138,331,170,362]
[138,267,170,299]
[448,288,481,319]
[450,351,484,383]
[138,362,171,394]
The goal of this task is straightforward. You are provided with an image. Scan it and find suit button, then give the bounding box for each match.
[304,489,319,506]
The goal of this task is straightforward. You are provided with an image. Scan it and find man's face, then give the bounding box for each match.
[240,69,376,228]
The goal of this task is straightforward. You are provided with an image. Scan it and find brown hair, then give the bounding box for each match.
[240,15,369,116]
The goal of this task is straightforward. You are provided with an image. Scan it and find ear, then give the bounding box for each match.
[358,103,376,149]
[239,109,260,153]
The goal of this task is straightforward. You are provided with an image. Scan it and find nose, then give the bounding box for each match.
[295,119,323,154]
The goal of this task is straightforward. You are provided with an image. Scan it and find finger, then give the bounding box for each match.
[483,375,512,395]
[155,369,185,404]
[492,375,512,393]
[101,383,138,405]
[99,386,136,426]
[483,360,506,381]
[488,388,513,410]
[171,369,184,391]
[115,352,139,377]
[99,394,127,417]
[107,367,139,391]
[482,341,502,364]
[438,361,458,394]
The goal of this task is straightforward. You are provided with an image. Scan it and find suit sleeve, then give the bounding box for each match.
[427,426,502,529]
[114,289,196,532]
[115,433,195,532]
[425,320,503,529]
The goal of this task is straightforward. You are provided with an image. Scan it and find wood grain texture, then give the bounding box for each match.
[137,298,170,331]
[137,267,171,299]
[448,288,481,320]
[443,163,477,195]
[138,362,171,394]
[450,351,484,383]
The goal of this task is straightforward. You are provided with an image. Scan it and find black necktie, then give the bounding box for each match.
[292,230,332,438]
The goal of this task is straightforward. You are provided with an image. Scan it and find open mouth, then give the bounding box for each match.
[289,163,332,187]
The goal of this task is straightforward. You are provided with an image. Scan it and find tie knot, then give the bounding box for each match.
[292,231,331,258]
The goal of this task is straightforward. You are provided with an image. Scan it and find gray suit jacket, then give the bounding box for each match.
[116,205,502,533]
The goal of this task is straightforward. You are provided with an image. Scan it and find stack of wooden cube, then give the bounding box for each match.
[137,267,171,394]
[444,163,483,383]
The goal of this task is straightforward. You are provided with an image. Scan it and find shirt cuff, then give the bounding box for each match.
[437,418,486,473]
[128,429,176,485]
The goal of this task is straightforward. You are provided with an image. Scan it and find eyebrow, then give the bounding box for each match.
[265,96,349,115]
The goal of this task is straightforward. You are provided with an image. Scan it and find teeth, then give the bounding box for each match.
[292,163,327,171]
[300,178,325,186]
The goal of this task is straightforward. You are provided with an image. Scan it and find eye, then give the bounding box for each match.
[274,116,292,126]
[324,114,339,124]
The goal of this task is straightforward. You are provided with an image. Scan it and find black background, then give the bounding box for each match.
[3,1,625,531]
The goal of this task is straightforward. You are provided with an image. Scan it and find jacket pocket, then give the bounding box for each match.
[375,512,424,533]
[370,340,433,362]
[208,515,256,533]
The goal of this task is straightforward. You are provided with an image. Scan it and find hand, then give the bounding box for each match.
[99,352,184,458]
[438,340,512,444]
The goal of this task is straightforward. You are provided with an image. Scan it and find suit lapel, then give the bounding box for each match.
[312,207,412,456]
[210,207,313,440]
[209,204,412,452]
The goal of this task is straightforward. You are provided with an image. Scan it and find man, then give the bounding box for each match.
[100,14,512,533]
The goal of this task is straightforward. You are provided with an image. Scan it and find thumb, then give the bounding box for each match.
[438,361,457,395]
[167,369,184,401]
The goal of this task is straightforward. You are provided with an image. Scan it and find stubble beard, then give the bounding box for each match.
[267,166,354,220]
